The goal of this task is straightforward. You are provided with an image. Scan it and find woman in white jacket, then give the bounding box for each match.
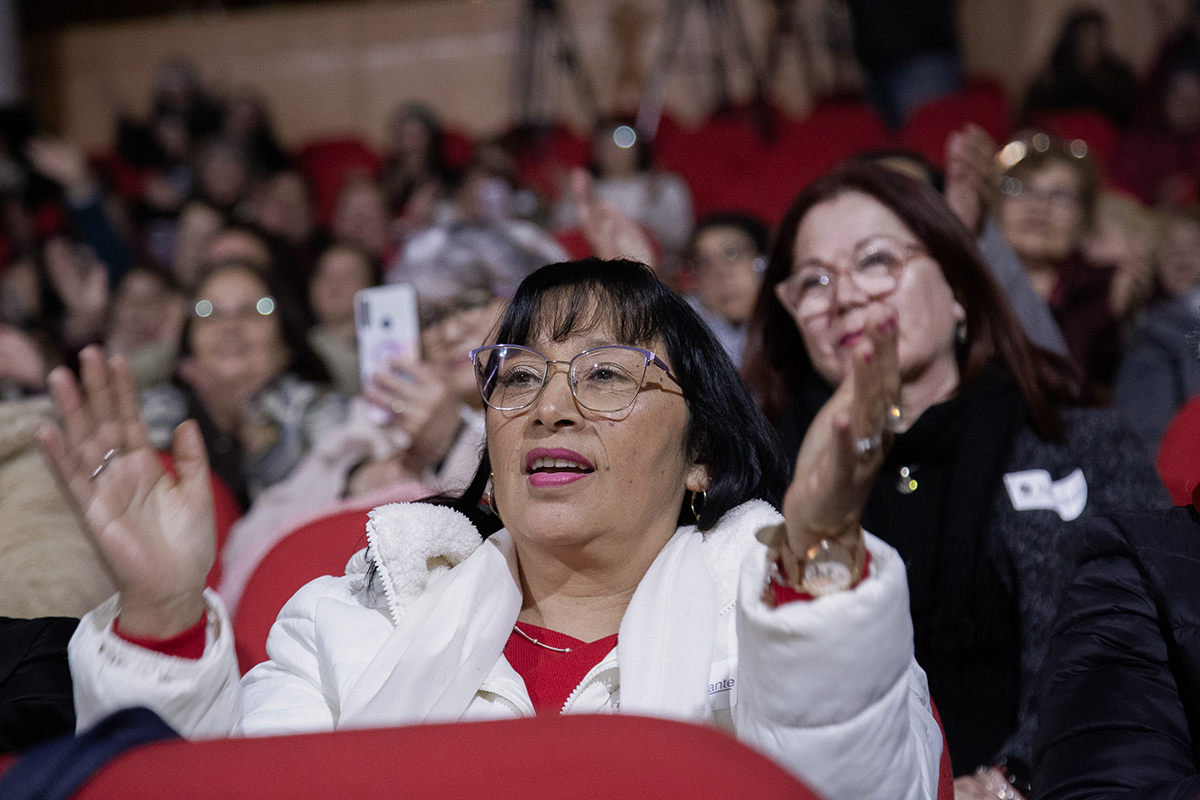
[42,259,941,800]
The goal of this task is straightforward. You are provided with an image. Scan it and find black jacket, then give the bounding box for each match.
[1033,506,1200,800]
[0,617,78,753]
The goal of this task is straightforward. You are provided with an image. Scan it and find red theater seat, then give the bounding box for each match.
[1157,394,1200,506]
[70,715,819,799]
[294,137,383,226]
[232,505,374,673]
[1028,108,1118,175]
[901,80,1011,170]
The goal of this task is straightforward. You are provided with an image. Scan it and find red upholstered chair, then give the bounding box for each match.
[654,107,774,218]
[1157,394,1200,506]
[736,100,889,225]
[507,122,591,204]
[440,126,476,173]
[1027,109,1119,176]
[70,715,819,799]
[901,79,1011,170]
[294,137,383,226]
[232,506,373,673]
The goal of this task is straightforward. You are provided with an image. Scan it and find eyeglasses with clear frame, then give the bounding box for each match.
[469,344,681,413]
[775,236,924,320]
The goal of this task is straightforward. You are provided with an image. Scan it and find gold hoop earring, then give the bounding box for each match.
[486,472,500,517]
[690,489,706,523]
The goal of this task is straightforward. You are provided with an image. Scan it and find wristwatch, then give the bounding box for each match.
[801,539,856,597]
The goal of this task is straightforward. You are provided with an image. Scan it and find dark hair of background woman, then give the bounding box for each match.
[742,161,1077,442]
[448,257,790,536]
[690,212,772,256]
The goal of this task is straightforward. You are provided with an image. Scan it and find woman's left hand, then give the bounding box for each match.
[780,306,900,581]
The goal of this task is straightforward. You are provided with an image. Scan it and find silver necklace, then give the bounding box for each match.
[512,623,572,653]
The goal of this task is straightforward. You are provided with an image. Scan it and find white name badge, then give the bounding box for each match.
[707,658,738,711]
[1003,468,1088,521]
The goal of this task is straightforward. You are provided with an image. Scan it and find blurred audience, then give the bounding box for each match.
[1114,207,1200,455]
[1022,8,1139,128]
[140,259,346,509]
[1113,61,1200,207]
[684,212,769,368]
[999,136,1120,401]
[216,221,557,614]
[554,118,693,265]
[306,240,380,395]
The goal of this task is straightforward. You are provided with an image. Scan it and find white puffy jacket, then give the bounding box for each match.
[70,500,941,800]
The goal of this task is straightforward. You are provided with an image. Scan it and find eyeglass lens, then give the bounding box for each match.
[780,239,910,316]
[474,345,651,412]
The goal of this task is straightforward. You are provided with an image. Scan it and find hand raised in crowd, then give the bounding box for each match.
[944,123,998,236]
[0,323,49,390]
[25,136,97,202]
[569,167,658,268]
[43,238,109,347]
[37,347,215,638]
[778,306,900,584]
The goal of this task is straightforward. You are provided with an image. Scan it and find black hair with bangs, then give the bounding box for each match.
[451,257,788,535]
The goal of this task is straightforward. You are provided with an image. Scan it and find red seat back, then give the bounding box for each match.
[901,80,1011,170]
[232,506,373,673]
[73,715,819,799]
[1028,108,1119,176]
[294,137,383,226]
[1157,394,1200,505]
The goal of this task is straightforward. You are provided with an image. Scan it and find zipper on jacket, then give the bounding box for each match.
[560,655,620,714]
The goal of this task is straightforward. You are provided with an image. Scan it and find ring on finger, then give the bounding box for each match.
[391,400,406,415]
[91,447,121,480]
[855,434,883,456]
[886,404,904,432]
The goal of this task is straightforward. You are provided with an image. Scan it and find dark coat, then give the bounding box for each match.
[0,617,78,753]
[1033,505,1200,800]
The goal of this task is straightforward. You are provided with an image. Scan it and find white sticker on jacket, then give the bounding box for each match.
[1003,468,1087,521]
[708,658,738,710]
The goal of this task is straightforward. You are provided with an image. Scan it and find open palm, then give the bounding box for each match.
[38,346,214,637]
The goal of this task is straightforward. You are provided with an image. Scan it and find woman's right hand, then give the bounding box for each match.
[37,346,215,638]
[364,354,461,476]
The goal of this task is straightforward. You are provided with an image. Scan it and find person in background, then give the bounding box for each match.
[216,222,556,615]
[1033,502,1200,799]
[219,86,291,178]
[1114,206,1200,455]
[140,259,346,509]
[332,174,397,266]
[554,118,694,265]
[685,212,769,368]
[252,168,327,284]
[1022,7,1139,128]
[105,263,186,390]
[1113,61,1200,207]
[998,135,1120,402]
[861,128,1071,359]
[306,240,380,396]
[743,162,1168,795]
[379,101,455,236]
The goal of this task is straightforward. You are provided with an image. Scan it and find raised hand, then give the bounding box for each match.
[780,306,900,580]
[944,123,998,236]
[569,167,658,268]
[37,346,214,637]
